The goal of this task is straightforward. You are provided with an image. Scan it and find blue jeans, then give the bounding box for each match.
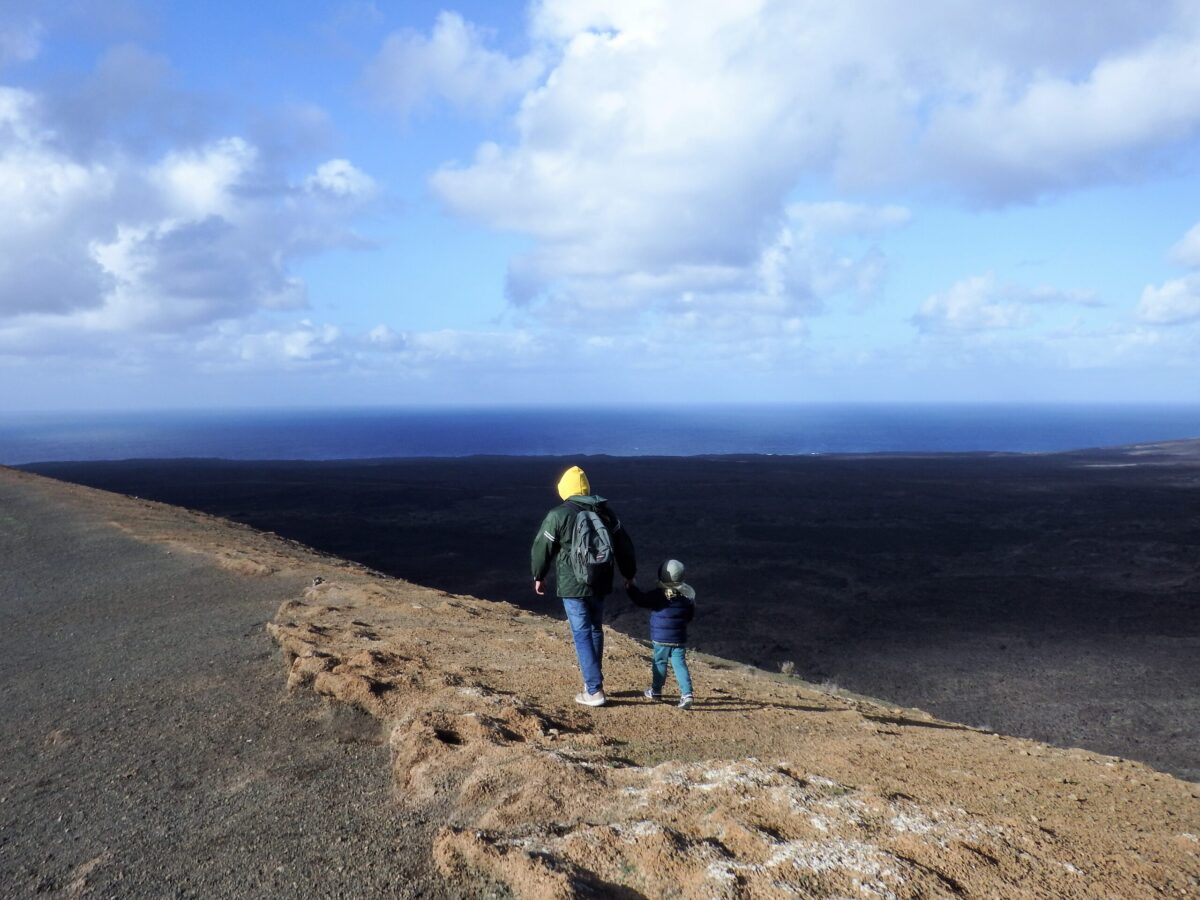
[652,642,692,697]
[563,596,605,694]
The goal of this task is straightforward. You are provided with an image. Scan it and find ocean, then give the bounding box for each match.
[3,405,1200,466]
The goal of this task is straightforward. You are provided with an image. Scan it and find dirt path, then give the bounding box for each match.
[0,468,460,898]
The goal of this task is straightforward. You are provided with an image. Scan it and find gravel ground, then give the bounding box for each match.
[0,473,461,898]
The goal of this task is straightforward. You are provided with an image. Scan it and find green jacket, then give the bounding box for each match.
[531,495,636,598]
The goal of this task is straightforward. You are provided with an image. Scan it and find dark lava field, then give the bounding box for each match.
[24,441,1200,780]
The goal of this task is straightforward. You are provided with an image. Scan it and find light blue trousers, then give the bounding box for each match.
[652,642,692,696]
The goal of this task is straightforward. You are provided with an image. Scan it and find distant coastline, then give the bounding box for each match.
[3,403,1200,465]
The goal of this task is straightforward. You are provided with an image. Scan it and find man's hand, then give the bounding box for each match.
[534,579,545,595]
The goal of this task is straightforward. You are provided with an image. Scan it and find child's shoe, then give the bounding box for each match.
[643,688,662,701]
[678,694,694,710]
[575,690,606,707]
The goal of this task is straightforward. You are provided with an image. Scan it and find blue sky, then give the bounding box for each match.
[2,0,1200,409]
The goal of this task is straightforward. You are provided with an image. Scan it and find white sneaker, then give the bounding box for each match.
[678,694,694,710]
[643,688,662,701]
[575,690,606,707]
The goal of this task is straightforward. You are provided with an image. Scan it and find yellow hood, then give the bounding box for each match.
[557,465,590,500]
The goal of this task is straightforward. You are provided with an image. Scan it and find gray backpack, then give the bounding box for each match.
[569,504,614,586]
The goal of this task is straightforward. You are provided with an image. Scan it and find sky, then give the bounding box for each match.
[2,0,1200,410]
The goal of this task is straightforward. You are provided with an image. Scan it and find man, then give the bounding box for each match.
[531,465,636,707]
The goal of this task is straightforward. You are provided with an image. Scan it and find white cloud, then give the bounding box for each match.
[150,137,256,220]
[1169,222,1200,268]
[1025,286,1102,307]
[787,202,912,236]
[0,87,116,316]
[501,198,905,324]
[0,89,114,232]
[306,158,376,200]
[367,323,403,348]
[1139,220,1200,326]
[0,85,376,342]
[234,320,343,364]
[420,1,1200,338]
[912,274,1099,335]
[913,274,1032,335]
[365,11,542,118]
[186,320,542,377]
[1137,275,1200,325]
[923,27,1200,198]
[86,216,309,332]
[402,327,539,364]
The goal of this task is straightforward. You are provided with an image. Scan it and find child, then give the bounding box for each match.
[627,559,696,709]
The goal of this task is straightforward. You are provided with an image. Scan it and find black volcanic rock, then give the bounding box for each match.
[24,444,1200,780]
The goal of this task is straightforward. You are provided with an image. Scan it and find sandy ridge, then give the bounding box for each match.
[9,467,1199,898]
